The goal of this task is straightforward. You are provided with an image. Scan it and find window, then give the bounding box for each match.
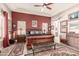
[42,23,48,34]
[17,21,26,35]
[0,13,4,41]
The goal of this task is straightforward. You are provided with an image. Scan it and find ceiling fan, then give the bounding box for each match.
[34,3,53,10]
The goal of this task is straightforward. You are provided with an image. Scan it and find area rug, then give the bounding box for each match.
[0,45,15,56]
[25,44,79,56]
[8,43,24,56]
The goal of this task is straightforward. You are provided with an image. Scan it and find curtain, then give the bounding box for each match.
[3,12,9,48]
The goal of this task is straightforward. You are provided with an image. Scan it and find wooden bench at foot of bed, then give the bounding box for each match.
[31,42,56,56]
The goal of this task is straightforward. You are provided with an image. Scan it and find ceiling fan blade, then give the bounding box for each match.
[46,3,53,5]
[34,5,43,7]
[46,6,52,10]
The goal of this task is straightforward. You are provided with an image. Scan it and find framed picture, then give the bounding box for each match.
[60,20,68,33]
[32,20,37,27]
[60,20,68,40]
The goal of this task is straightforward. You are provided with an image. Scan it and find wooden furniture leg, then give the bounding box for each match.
[54,44,56,50]
[0,50,1,53]
[31,44,35,56]
[32,49,35,56]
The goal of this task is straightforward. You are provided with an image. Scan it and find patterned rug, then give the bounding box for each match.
[8,43,24,56]
[25,44,79,56]
[0,45,15,56]
[1,43,79,56]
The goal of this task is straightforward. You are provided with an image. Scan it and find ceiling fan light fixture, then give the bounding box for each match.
[44,6,46,8]
[34,3,52,11]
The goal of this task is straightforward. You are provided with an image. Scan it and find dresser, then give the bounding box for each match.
[67,32,79,49]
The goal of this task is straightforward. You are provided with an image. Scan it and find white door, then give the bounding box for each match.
[54,20,60,43]
[42,23,48,34]
[17,21,26,35]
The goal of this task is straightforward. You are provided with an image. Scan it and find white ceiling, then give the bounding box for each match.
[5,3,77,17]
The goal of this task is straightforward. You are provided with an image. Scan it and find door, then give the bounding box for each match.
[54,20,60,43]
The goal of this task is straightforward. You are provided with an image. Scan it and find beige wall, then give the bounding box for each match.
[51,4,79,43]
[56,4,79,21]
[59,4,79,34]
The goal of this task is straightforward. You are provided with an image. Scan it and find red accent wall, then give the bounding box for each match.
[12,12,51,34]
